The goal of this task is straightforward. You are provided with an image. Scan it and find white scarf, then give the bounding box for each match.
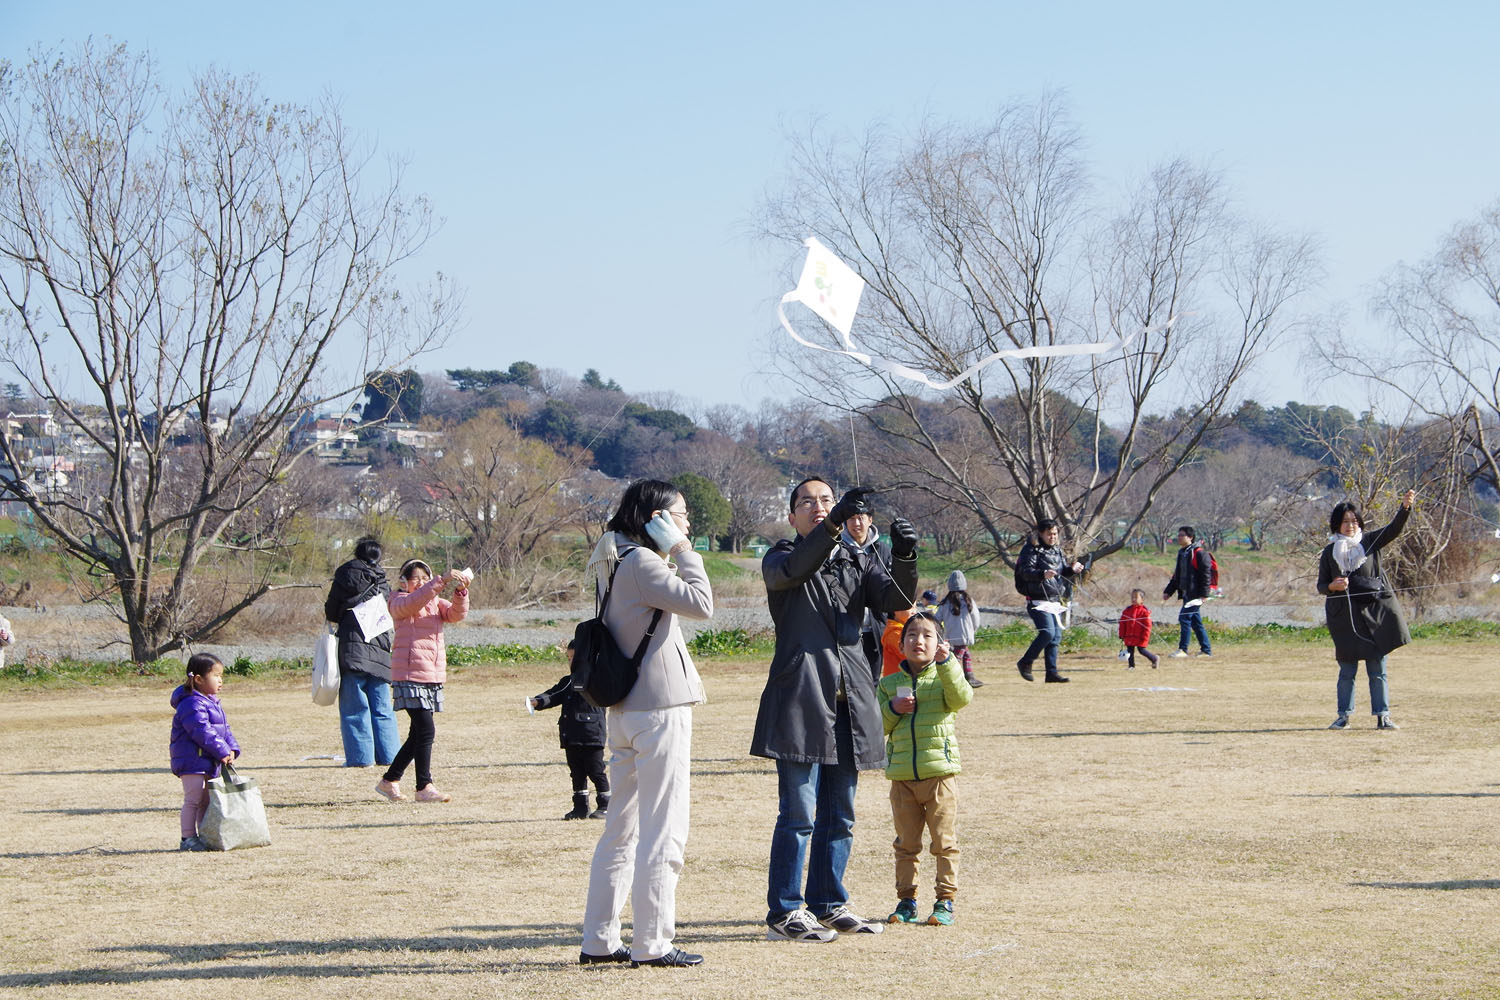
[1330,529,1367,575]
[585,531,621,611]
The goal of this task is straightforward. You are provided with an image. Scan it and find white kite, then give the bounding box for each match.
[777,236,1175,390]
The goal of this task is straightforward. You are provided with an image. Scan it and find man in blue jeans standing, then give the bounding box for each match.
[751,478,919,942]
[1164,525,1214,658]
[1014,519,1086,683]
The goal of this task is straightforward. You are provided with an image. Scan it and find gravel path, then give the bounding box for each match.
[6,596,1494,666]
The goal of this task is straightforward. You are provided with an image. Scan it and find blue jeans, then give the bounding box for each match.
[1020,607,1062,674]
[766,706,858,922]
[339,670,399,767]
[1177,605,1211,653]
[1337,656,1389,715]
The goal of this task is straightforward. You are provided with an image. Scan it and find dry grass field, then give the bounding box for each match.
[3,641,1499,1000]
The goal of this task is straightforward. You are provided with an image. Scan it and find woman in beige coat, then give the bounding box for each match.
[579,479,712,969]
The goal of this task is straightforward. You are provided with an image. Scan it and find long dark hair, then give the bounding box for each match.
[943,590,972,615]
[1329,501,1364,535]
[607,479,682,546]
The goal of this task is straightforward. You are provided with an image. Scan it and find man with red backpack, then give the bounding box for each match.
[1163,526,1214,658]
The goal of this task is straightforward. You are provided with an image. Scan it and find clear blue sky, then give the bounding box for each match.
[5,2,1495,414]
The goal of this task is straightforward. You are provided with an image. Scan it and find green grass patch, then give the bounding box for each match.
[687,627,775,658]
[447,643,561,666]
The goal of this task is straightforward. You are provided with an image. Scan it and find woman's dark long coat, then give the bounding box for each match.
[1316,507,1411,662]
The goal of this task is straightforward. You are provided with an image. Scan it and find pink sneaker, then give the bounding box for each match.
[415,785,451,803]
[375,779,405,802]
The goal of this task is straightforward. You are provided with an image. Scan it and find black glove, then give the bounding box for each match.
[888,517,918,559]
[826,485,876,529]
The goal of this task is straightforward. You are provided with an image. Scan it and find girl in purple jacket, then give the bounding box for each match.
[169,653,240,851]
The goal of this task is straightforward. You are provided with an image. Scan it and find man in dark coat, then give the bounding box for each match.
[1163,525,1213,657]
[324,536,399,767]
[751,479,919,941]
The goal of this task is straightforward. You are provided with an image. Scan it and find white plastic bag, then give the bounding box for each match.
[200,763,271,851]
[311,630,340,706]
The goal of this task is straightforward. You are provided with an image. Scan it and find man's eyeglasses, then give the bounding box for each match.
[795,496,835,510]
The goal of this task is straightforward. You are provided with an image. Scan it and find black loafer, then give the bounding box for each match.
[1044,673,1070,683]
[579,946,631,965]
[1017,660,1034,682]
[632,947,703,968]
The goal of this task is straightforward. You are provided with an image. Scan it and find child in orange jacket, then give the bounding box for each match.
[880,607,915,677]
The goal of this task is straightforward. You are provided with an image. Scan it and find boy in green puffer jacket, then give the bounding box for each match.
[877,611,974,926]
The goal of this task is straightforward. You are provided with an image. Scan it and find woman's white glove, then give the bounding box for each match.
[646,511,689,554]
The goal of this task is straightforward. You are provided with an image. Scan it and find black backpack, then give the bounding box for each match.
[569,552,663,709]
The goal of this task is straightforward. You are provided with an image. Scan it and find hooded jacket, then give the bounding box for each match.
[325,556,395,681]
[842,524,893,633]
[935,590,980,647]
[389,576,469,685]
[1316,507,1411,661]
[1118,603,1153,647]
[877,652,973,781]
[750,525,918,768]
[169,684,240,777]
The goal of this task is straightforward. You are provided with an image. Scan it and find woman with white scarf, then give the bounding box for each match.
[579,479,713,968]
[1316,489,1415,731]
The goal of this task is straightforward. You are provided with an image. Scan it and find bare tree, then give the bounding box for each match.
[0,43,459,660]
[763,96,1317,567]
[422,410,583,603]
[1331,200,1500,496]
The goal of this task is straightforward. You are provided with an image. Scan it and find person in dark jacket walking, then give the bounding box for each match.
[1317,490,1414,730]
[532,641,609,819]
[1163,526,1213,658]
[1014,519,1085,682]
[324,536,399,768]
[752,479,920,942]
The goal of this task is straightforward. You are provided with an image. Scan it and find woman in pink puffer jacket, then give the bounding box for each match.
[375,559,470,803]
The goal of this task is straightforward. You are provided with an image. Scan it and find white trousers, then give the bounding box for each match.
[581,704,693,962]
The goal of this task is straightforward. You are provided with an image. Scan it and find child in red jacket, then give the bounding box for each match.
[1118,589,1158,669]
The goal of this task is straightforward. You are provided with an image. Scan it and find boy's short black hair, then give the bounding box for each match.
[1177,525,1196,541]
[900,610,946,643]
[789,476,832,513]
[1035,518,1057,533]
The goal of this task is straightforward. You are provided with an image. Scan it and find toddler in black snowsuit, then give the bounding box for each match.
[531,643,609,819]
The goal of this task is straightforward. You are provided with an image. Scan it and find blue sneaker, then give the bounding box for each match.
[888,899,919,923]
[927,899,954,926]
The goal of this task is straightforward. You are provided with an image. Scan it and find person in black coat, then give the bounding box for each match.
[1014,519,1085,683]
[1316,490,1414,730]
[532,642,609,819]
[752,479,919,941]
[324,536,399,768]
[1163,526,1214,657]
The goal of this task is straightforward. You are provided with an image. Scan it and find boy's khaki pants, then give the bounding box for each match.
[890,774,958,900]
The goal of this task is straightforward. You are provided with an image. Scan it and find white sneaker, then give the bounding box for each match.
[767,907,839,942]
[817,904,883,934]
[1169,650,1188,659]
